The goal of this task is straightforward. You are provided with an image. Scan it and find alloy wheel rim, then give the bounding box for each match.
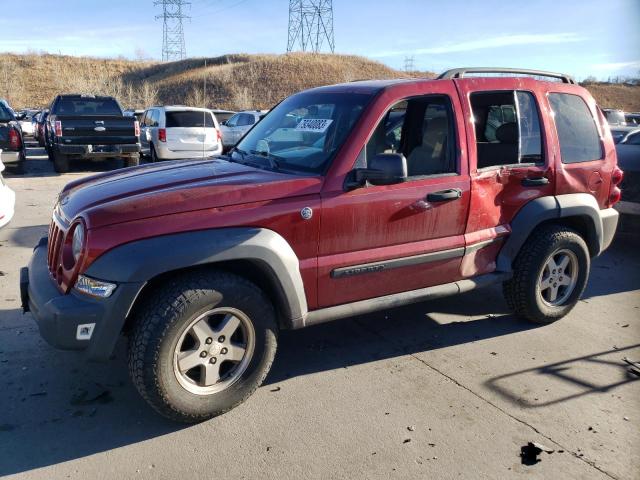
[173,307,255,395]
[537,249,579,307]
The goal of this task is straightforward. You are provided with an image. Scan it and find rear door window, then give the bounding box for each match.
[548,93,603,163]
[151,110,160,127]
[237,114,255,126]
[470,90,544,168]
[165,111,214,128]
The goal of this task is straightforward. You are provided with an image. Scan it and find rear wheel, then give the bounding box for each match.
[503,225,590,324]
[124,155,140,168]
[52,150,70,173]
[128,270,278,423]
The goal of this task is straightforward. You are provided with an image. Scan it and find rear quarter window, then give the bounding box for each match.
[548,93,603,163]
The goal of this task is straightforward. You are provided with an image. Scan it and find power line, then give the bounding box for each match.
[287,0,335,54]
[155,0,191,62]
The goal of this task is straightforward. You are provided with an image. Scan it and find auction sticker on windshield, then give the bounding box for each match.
[295,119,333,133]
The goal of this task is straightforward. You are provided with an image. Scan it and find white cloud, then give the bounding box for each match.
[591,60,640,71]
[371,33,586,58]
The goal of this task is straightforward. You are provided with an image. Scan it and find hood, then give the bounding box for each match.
[58,159,323,229]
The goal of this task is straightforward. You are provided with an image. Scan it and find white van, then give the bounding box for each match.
[140,106,223,162]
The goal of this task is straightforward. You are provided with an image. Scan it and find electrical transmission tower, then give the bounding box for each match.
[404,56,415,73]
[155,0,190,62]
[287,0,335,53]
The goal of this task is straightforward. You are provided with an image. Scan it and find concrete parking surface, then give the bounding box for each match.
[1,142,639,479]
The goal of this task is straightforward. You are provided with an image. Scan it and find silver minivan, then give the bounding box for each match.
[140,106,223,162]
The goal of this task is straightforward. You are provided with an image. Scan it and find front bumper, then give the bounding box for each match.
[57,143,141,158]
[21,237,144,361]
[0,150,20,164]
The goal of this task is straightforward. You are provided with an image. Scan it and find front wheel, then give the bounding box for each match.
[128,270,278,423]
[503,225,590,324]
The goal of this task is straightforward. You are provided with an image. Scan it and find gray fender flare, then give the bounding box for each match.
[85,227,308,323]
[496,193,605,272]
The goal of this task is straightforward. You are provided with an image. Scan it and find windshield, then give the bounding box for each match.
[233,91,372,174]
[54,98,122,116]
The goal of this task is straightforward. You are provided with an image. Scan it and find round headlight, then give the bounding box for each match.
[71,223,85,261]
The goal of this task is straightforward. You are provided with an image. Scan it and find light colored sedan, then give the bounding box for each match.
[140,106,223,162]
[0,156,16,228]
[219,110,268,149]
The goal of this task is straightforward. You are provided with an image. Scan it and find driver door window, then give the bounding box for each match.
[363,95,457,177]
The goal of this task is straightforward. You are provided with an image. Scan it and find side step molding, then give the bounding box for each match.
[299,272,512,329]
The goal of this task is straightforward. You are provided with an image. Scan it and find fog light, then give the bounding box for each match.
[75,275,117,298]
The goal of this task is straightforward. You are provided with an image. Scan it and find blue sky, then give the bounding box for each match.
[1,0,638,80]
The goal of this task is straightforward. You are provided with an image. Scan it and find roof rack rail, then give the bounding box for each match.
[437,68,575,84]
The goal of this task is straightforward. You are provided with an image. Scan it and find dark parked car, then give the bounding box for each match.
[616,129,640,203]
[625,112,640,126]
[34,110,49,147]
[46,94,141,173]
[22,68,621,422]
[0,100,26,173]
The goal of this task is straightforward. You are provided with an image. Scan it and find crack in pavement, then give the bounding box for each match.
[354,318,620,480]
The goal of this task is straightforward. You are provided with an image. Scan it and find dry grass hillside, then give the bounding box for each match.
[1,52,638,112]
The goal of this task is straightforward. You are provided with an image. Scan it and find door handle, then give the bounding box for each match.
[521,177,549,187]
[426,188,462,202]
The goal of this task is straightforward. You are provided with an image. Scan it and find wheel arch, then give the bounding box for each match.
[123,258,295,334]
[85,228,308,350]
[497,193,604,272]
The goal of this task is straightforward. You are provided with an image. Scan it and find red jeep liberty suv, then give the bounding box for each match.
[21,68,622,422]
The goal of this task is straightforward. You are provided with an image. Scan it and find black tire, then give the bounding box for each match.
[150,144,159,163]
[52,151,70,173]
[503,225,590,324]
[128,270,278,423]
[124,155,140,168]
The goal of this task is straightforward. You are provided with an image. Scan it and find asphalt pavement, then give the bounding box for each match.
[0,141,638,479]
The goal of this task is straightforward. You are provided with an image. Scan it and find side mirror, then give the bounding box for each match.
[220,121,227,126]
[346,153,408,189]
[16,113,26,120]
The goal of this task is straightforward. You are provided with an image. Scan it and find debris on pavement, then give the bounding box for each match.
[270,386,281,392]
[70,384,113,406]
[403,438,411,444]
[520,442,554,465]
[622,357,640,377]
[407,425,415,431]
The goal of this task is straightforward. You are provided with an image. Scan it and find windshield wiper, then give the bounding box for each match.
[249,150,283,171]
